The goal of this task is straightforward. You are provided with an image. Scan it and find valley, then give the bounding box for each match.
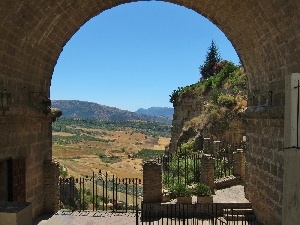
[52,118,171,180]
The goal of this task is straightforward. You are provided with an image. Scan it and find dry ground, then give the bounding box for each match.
[53,128,170,180]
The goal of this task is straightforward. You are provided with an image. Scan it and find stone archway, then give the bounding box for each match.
[0,1,299,224]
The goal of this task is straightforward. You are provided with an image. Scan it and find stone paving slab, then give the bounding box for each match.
[34,210,223,225]
[35,211,138,225]
[213,185,249,203]
[33,185,250,225]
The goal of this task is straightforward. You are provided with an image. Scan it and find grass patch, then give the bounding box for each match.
[96,153,122,164]
[133,148,165,160]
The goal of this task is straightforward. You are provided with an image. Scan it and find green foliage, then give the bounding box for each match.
[53,134,109,145]
[217,94,236,108]
[178,140,196,156]
[209,109,220,121]
[228,67,247,88]
[96,153,122,164]
[133,148,165,160]
[169,182,192,197]
[210,89,222,103]
[52,118,171,142]
[59,165,68,178]
[199,40,222,79]
[203,62,238,90]
[193,183,212,196]
[169,87,183,105]
[163,154,198,189]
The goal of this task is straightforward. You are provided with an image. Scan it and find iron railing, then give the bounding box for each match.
[59,171,143,212]
[139,203,264,225]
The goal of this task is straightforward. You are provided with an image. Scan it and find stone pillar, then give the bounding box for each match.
[233,149,246,181]
[43,160,60,213]
[200,154,215,189]
[143,160,162,203]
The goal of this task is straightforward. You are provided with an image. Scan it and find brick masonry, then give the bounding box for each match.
[0,0,299,223]
[43,160,60,213]
[143,160,162,203]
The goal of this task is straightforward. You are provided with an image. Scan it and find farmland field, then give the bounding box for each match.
[52,118,171,180]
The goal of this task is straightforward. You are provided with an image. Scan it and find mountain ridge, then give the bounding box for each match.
[51,100,172,124]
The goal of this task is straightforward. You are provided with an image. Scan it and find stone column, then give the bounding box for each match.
[143,160,162,203]
[233,149,246,181]
[200,154,215,189]
[43,160,60,213]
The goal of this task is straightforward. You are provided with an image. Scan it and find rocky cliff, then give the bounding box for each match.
[169,62,247,153]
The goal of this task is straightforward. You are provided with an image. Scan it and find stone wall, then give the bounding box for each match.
[244,107,284,225]
[1,0,299,223]
[0,116,52,217]
[43,160,60,213]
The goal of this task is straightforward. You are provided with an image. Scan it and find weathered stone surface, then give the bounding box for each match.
[143,160,162,203]
[0,1,299,223]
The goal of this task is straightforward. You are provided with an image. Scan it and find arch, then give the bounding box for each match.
[0,0,299,223]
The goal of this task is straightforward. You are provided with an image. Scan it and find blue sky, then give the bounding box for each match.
[51,2,240,112]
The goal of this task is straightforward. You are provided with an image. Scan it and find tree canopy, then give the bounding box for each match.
[199,40,221,79]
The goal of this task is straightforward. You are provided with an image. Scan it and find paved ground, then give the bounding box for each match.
[33,211,138,225]
[33,185,249,225]
[213,185,249,203]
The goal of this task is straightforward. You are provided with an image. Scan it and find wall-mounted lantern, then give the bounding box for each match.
[0,88,12,115]
[29,92,51,116]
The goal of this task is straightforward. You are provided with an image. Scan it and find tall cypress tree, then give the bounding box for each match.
[199,40,221,79]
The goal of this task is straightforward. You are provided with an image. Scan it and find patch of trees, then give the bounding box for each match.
[52,118,171,138]
[52,134,111,145]
[133,148,165,160]
[169,41,246,106]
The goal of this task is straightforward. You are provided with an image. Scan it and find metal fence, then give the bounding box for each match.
[154,139,245,188]
[157,152,202,188]
[139,203,264,225]
[59,170,143,212]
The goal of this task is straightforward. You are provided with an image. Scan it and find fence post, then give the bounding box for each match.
[200,154,215,189]
[143,160,162,203]
[233,149,246,181]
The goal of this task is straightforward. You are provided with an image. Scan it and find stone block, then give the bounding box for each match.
[0,202,32,225]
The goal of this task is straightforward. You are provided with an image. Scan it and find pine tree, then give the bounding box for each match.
[199,40,221,79]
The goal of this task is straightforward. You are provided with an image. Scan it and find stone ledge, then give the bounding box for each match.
[243,105,284,119]
[0,202,31,213]
[214,175,242,189]
[0,202,32,225]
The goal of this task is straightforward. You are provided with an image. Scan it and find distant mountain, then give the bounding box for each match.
[51,100,172,124]
[135,107,174,118]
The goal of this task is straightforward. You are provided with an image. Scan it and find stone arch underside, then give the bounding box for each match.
[0,0,299,223]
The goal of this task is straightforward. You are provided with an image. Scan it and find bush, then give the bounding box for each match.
[217,94,236,108]
[169,87,183,105]
[169,182,192,197]
[209,109,220,121]
[193,183,212,196]
[178,140,196,155]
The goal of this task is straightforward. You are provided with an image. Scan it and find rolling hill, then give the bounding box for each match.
[51,100,172,124]
[135,107,173,118]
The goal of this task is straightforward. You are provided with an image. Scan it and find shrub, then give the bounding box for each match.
[169,87,183,105]
[193,183,212,196]
[169,182,192,197]
[217,94,236,108]
[178,140,195,155]
[209,109,220,121]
